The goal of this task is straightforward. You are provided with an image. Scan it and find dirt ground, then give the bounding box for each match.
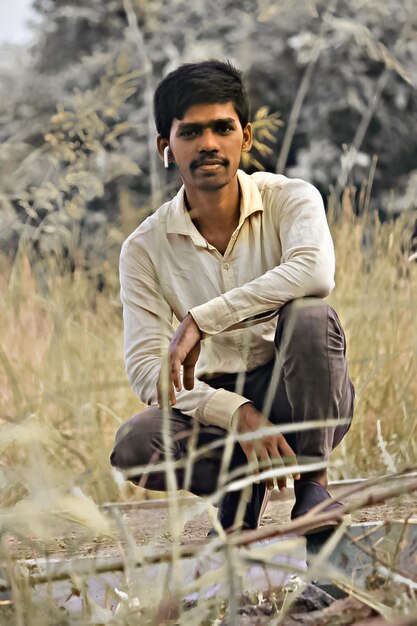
[2,486,416,626]
[4,485,417,561]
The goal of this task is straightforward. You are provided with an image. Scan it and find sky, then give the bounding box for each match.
[0,0,37,46]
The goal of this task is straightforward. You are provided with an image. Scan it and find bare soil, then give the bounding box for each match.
[4,487,417,562]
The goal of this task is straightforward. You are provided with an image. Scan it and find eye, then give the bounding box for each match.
[215,122,234,134]
[180,128,200,138]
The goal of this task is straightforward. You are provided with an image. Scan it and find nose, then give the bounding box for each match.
[198,128,220,153]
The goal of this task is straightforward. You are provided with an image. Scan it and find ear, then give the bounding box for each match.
[156,135,169,161]
[241,123,253,153]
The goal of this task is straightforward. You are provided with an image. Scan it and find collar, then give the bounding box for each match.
[166,169,264,247]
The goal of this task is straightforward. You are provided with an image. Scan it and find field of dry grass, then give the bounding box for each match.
[0,190,416,624]
[1,190,415,500]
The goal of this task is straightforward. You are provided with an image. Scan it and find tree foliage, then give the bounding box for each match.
[0,0,416,267]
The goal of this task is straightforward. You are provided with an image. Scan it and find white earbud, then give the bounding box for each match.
[163,146,170,169]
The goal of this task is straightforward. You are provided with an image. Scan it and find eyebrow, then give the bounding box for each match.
[176,118,237,133]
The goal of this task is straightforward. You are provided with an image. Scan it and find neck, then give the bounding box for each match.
[184,176,241,234]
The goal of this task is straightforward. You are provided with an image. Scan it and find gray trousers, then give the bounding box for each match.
[110,298,355,495]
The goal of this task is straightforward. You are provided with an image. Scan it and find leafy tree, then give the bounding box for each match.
[1,0,416,268]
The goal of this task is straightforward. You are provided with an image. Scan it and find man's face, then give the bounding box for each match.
[161,102,252,193]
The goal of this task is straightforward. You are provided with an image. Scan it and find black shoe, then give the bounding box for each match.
[291,480,344,535]
[208,483,271,536]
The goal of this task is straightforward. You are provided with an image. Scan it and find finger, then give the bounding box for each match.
[157,369,173,408]
[265,442,287,491]
[277,436,300,481]
[157,376,176,408]
[183,343,200,390]
[170,356,182,392]
[277,475,287,491]
[239,442,252,464]
[257,447,274,489]
[277,435,296,458]
[250,449,259,474]
[246,448,260,484]
[283,455,301,482]
[270,448,287,491]
[273,458,287,492]
[183,363,195,391]
[169,380,176,406]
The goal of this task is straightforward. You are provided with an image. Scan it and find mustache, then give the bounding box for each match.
[190,156,229,169]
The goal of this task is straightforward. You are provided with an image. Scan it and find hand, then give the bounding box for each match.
[157,314,202,407]
[236,403,300,491]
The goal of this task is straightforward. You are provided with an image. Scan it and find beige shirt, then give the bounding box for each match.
[120,169,335,430]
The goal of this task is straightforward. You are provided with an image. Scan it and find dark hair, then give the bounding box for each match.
[153,59,250,138]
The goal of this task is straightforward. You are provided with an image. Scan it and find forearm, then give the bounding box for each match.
[129,355,250,429]
[190,247,334,335]
[190,179,335,336]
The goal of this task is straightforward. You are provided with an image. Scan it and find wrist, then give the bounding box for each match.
[231,401,251,432]
[186,312,202,339]
[236,402,260,432]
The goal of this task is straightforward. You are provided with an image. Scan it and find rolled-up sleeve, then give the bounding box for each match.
[120,239,250,430]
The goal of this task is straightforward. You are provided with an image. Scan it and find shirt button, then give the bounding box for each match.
[215,324,222,331]
[223,263,229,270]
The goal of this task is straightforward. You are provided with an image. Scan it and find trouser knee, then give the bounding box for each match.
[275,297,331,352]
[273,298,354,459]
[110,406,166,476]
[110,426,150,475]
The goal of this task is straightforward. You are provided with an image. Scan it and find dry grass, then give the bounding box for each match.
[0,191,416,624]
[0,250,139,509]
[328,193,417,478]
[1,195,415,505]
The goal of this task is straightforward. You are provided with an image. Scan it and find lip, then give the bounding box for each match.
[195,161,225,170]
[198,163,222,169]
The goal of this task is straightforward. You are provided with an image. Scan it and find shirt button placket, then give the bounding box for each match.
[223,260,243,356]
[222,262,233,290]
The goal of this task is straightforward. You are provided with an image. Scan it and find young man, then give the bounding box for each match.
[110,60,355,533]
